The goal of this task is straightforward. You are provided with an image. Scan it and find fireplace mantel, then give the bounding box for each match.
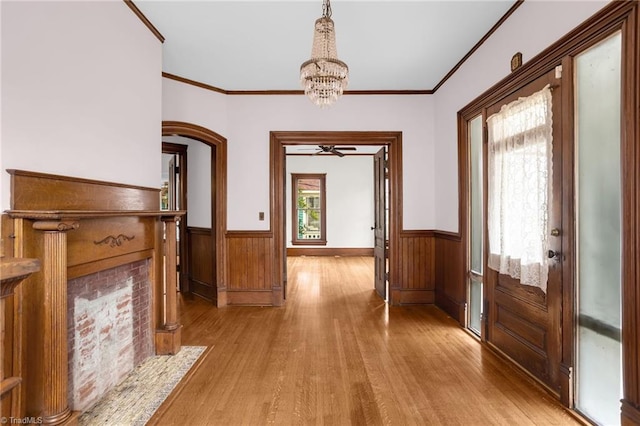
[8,210,182,219]
[3,170,184,425]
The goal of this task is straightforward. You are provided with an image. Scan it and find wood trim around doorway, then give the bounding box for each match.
[270,131,405,306]
[162,121,228,306]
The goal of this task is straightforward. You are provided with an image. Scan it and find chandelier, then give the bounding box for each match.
[300,0,349,108]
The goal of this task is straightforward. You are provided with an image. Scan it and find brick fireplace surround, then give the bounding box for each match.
[67,259,153,411]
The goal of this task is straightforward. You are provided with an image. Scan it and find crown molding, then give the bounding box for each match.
[124,0,165,43]
[162,72,433,96]
[162,72,227,94]
[432,0,523,92]
[155,0,524,95]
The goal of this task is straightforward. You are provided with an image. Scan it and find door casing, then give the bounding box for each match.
[162,121,228,306]
[270,131,402,306]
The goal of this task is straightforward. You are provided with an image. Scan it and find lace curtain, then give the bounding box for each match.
[487,85,553,293]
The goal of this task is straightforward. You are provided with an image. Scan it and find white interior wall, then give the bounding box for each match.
[162,90,434,231]
[183,139,212,228]
[432,0,609,233]
[0,1,162,210]
[162,136,212,228]
[286,155,375,248]
[225,95,434,231]
[162,78,229,138]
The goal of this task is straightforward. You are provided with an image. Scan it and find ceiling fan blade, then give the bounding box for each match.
[331,149,345,157]
[334,146,357,151]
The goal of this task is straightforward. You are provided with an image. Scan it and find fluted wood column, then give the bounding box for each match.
[155,216,181,355]
[164,218,178,330]
[33,221,78,425]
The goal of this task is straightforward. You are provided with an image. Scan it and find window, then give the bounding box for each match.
[467,115,484,335]
[486,85,553,292]
[291,173,327,245]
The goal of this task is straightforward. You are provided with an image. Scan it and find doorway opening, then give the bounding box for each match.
[162,121,228,307]
[161,142,188,292]
[270,131,402,306]
[285,146,389,300]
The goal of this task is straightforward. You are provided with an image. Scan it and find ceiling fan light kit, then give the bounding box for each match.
[300,0,349,108]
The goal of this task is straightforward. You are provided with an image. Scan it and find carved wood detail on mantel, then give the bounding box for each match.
[93,234,135,247]
[4,170,184,424]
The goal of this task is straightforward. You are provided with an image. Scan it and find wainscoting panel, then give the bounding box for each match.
[187,227,215,303]
[226,231,276,306]
[434,231,465,325]
[394,231,435,304]
[223,228,467,311]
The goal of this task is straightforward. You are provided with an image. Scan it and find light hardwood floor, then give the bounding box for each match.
[149,256,580,425]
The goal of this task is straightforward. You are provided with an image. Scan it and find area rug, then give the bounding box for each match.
[78,346,208,425]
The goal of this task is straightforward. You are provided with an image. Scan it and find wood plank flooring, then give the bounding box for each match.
[149,256,580,425]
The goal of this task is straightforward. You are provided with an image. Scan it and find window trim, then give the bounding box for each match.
[291,173,327,246]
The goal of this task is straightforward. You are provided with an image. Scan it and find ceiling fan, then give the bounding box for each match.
[312,145,357,157]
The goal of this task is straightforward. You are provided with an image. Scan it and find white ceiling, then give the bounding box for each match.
[135,0,518,92]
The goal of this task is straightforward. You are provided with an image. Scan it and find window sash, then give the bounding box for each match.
[291,173,327,245]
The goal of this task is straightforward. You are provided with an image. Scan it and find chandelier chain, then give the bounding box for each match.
[322,0,332,18]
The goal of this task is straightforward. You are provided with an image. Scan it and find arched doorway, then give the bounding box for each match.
[162,121,228,306]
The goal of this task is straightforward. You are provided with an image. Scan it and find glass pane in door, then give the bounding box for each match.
[575,31,622,426]
[469,277,482,333]
[468,115,483,335]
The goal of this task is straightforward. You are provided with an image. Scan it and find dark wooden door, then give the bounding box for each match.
[485,68,564,394]
[168,156,177,210]
[162,142,189,294]
[373,147,387,300]
[282,145,287,299]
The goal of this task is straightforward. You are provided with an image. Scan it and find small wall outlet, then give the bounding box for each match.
[259,212,265,221]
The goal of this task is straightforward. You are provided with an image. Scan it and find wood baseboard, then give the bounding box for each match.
[435,291,466,325]
[287,247,373,257]
[216,287,227,307]
[622,399,640,425]
[395,289,435,305]
[227,290,274,306]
